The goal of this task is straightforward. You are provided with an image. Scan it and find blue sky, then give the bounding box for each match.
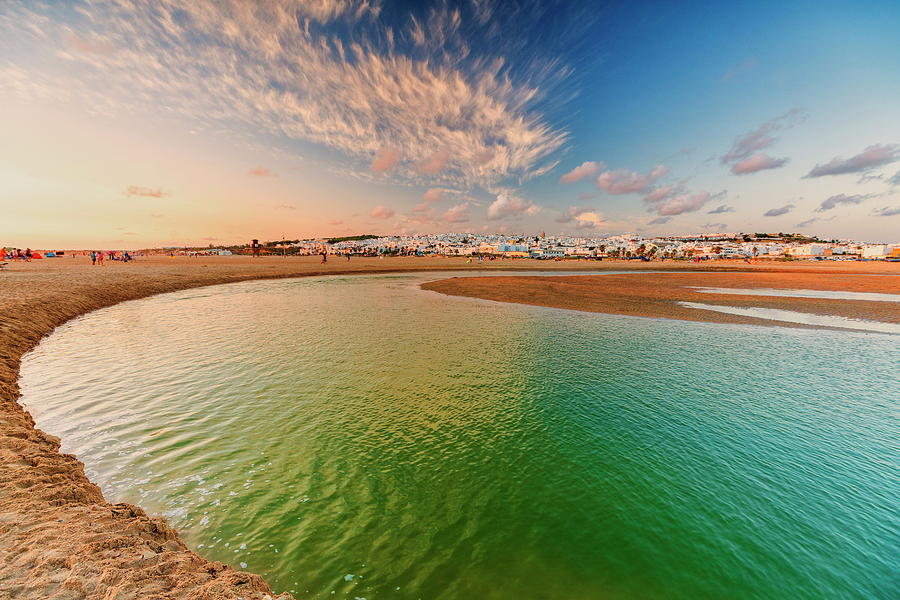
[1,0,898,247]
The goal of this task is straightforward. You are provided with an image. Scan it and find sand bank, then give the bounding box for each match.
[2,255,897,599]
[422,269,900,332]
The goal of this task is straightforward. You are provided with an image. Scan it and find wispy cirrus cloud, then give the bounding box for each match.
[707,204,734,214]
[815,193,873,212]
[125,185,167,198]
[597,165,668,195]
[559,161,602,183]
[795,216,835,228]
[764,204,795,217]
[805,144,899,177]
[720,109,804,175]
[249,166,276,177]
[294,0,383,23]
[721,57,757,82]
[418,149,451,175]
[371,146,402,173]
[2,1,572,190]
[871,206,900,217]
[730,154,788,175]
[722,109,805,163]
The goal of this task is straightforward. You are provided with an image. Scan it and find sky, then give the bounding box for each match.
[1,0,899,248]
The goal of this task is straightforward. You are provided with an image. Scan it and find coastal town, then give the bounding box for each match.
[6,231,898,265]
[181,231,900,261]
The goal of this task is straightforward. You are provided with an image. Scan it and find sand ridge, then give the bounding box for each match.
[421,271,900,331]
[1,255,898,599]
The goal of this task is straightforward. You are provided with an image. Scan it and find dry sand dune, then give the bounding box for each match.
[1,255,897,599]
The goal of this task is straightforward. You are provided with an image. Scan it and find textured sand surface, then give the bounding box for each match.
[421,270,900,331]
[1,255,897,599]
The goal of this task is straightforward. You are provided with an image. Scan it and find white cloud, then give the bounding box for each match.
[442,202,471,223]
[730,153,788,175]
[2,1,570,189]
[721,108,805,163]
[414,188,444,212]
[655,191,711,216]
[764,204,794,217]
[371,205,395,219]
[556,206,605,229]
[815,193,872,212]
[487,193,538,220]
[418,148,451,175]
[596,165,668,195]
[125,185,167,198]
[806,144,899,177]
[559,161,602,183]
[371,146,402,173]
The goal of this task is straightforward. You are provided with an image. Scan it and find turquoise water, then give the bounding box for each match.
[19,273,900,599]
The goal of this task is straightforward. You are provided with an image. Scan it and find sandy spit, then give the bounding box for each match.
[421,269,900,331]
[1,255,897,599]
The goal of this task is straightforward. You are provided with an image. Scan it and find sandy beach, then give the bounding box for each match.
[2,255,898,599]
[422,268,900,331]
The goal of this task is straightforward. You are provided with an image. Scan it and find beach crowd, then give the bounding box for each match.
[2,248,136,265]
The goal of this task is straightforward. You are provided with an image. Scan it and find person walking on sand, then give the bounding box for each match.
[97,250,104,266]
[90,251,96,265]
[320,251,327,264]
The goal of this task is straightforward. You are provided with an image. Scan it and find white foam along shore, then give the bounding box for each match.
[688,287,900,303]
[679,302,900,334]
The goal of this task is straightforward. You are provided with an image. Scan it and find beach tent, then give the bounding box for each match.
[31,252,42,259]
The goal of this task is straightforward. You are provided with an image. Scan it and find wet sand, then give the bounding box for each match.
[422,270,900,331]
[2,255,898,599]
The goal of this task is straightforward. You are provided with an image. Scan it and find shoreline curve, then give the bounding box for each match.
[2,255,898,598]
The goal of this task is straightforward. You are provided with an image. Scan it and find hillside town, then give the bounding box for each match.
[192,232,900,261]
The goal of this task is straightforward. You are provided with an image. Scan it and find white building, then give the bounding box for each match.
[861,244,887,258]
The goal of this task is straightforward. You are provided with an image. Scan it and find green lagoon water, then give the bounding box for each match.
[19,273,899,599]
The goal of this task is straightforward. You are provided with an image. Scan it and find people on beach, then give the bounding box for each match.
[90,251,96,265]
[97,251,104,266]
[321,251,327,264]
[25,248,32,262]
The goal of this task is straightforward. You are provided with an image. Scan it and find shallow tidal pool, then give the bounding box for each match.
[20,273,900,599]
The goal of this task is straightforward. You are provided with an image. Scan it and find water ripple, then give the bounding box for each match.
[19,273,900,600]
